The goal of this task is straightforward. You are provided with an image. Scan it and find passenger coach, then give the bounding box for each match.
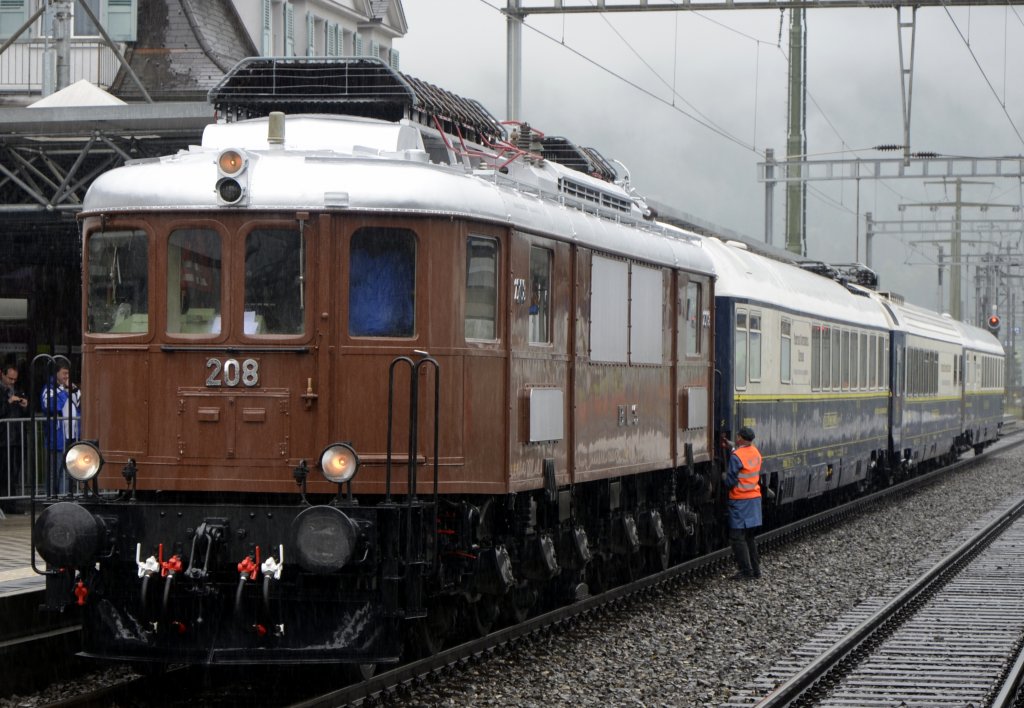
[704,238,891,506]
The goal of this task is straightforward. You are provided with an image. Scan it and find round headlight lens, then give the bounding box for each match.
[216,177,243,204]
[319,443,359,484]
[218,149,246,175]
[65,442,104,481]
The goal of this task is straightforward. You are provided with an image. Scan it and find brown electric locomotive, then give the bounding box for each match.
[31,58,718,666]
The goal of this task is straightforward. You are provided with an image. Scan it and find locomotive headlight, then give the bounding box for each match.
[218,149,247,176]
[65,441,104,481]
[216,149,248,205]
[319,443,359,484]
[216,177,244,204]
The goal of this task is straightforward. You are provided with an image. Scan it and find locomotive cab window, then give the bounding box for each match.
[350,227,416,337]
[245,228,305,335]
[465,235,498,340]
[87,229,149,334]
[685,282,702,356]
[528,246,551,345]
[167,228,221,335]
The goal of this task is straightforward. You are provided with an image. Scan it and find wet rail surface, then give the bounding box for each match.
[750,489,1024,707]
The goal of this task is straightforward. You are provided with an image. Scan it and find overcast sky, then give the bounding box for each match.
[397,1,1024,319]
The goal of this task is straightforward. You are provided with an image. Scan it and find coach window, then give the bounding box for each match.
[748,313,762,382]
[88,229,149,334]
[245,228,305,335]
[780,319,792,384]
[811,323,821,390]
[685,282,701,356]
[350,227,415,337]
[840,329,850,390]
[830,328,841,391]
[528,246,552,345]
[820,325,831,390]
[735,310,748,389]
[167,229,220,335]
[868,334,877,389]
[465,236,498,340]
[859,333,868,390]
[878,337,887,390]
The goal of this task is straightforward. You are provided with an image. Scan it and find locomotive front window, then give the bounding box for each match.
[87,229,149,334]
[465,236,498,340]
[349,228,416,337]
[167,229,221,335]
[245,228,305,335]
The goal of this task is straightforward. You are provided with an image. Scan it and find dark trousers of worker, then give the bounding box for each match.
[729,527,760,577]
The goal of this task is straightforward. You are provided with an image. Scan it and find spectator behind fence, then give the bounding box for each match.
[0,363,27,498]
[40,363,81,497]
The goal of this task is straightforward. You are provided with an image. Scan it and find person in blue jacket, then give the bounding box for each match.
[40,363,81,496]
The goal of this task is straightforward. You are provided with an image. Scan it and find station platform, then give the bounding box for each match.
[0,511,44,596]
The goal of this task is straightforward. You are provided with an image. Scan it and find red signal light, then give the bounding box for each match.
[987,315,1001,332]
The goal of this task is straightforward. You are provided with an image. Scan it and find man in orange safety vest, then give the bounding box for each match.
[725,426,762,580]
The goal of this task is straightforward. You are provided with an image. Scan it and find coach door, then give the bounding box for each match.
[677,273,713,465]
[890,332,905,456]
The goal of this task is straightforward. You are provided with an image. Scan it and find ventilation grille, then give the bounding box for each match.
[558,178,632,214]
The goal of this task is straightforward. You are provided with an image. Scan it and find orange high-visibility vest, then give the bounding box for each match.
[730,444,762,500]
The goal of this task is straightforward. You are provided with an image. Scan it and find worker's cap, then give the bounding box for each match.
[737,426,756,441]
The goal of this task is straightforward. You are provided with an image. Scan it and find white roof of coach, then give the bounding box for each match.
[871,296,964,345]
[949,318,1004,356]
[700,237,889,329]
[83,114,714,277]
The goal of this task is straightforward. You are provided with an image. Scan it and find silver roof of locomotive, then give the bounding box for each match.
[83,113,714,276]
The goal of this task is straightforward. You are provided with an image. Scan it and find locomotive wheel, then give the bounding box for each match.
[341,662,377,684]
[465,597,500,638]
[409,600,455,658]
[587,555,609,595]
[501,582,535,625]
[644,537,671,573]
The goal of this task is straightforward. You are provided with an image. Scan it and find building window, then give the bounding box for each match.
[465,236,497,340]
[349,228,416,337]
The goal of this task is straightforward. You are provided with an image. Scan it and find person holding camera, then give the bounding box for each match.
[0,363,27,500]
[40,363,81,497]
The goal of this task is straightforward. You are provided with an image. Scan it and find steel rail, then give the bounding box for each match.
[755,442,1024,706]
[287,438,1024,708]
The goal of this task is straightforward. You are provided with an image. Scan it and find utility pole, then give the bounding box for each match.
[785,9,807,256]
[53,0,72,93]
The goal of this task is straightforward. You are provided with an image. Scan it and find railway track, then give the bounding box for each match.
[9,436,1020,708]
[286,440,1024,708]
[751,476,1024,706]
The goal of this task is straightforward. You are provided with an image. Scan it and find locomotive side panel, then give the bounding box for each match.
[572,248,674,482]
[508,231,571,492]
[86,350,150,456]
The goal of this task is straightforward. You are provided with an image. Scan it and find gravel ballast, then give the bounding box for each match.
[395,449,1013,707]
